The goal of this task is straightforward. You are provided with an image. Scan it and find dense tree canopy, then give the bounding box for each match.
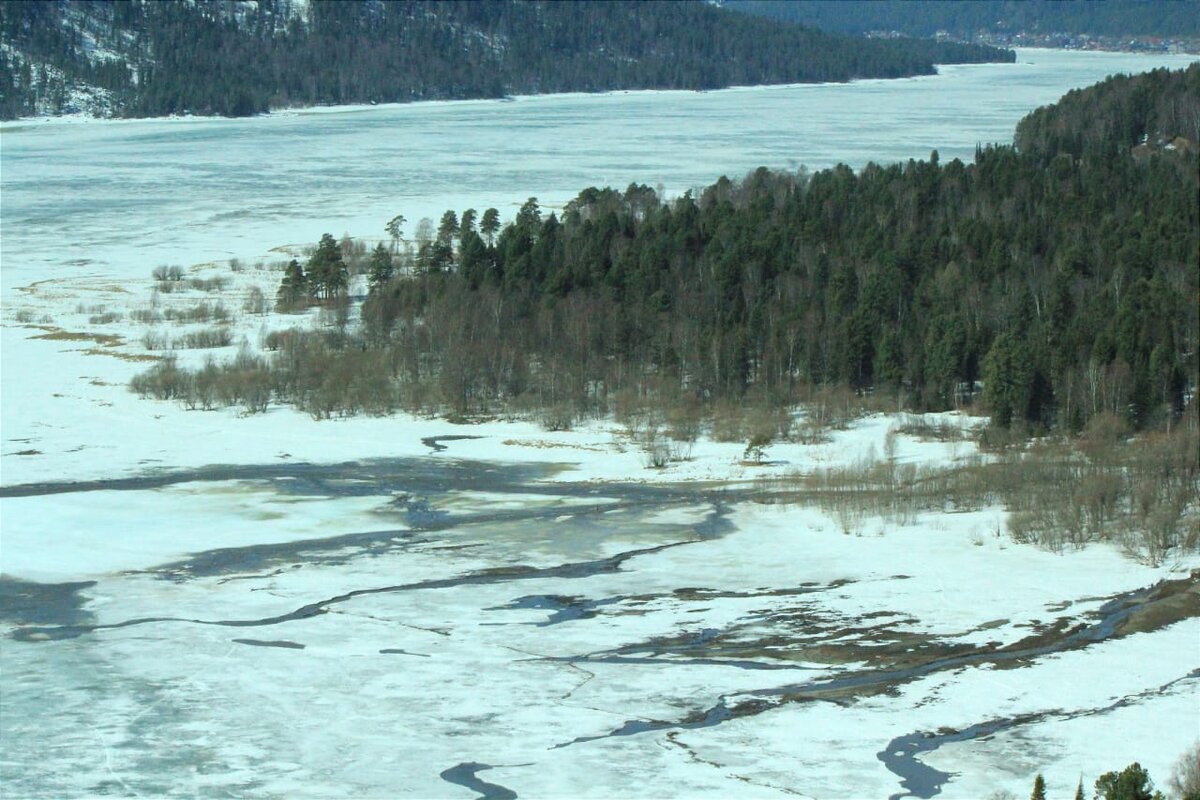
[0,0,1012,120]
[727,0,1200,40]
[345,65,1197,429]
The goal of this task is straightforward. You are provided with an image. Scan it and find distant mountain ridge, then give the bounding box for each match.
[0,0,1013,120]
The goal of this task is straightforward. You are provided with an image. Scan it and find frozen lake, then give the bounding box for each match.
[2,48,1196,289]
[1,47,1198,799]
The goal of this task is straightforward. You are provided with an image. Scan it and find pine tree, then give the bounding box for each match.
[275,258,307,311]
[1032,774,1047,800]
[385,214,406,248]
[307,233,347,300]
[367,242,394,291]
[1094,762,1162,800]
[437,210,459,246]
[480,208,500,246]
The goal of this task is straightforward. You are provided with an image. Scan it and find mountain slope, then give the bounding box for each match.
[0,0,1013,120]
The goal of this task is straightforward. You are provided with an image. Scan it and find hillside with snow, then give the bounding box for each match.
[0,0,1011,120]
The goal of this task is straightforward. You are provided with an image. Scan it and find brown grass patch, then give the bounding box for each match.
[31,329,124,346]
[15,279,59,295]
[501,438,609,452]
[82,348,160,362]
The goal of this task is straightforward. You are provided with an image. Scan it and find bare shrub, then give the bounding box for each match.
[130,308,163,324]
[263,329,303,352]
[163,302,230,324]
[129,356,190,400]
[88,311,123,324]
[1168,740,1200,800]
[188,276,229,292]
[710,401,747,442]
[173,327,233,349]
[643,437,672,469]
[895,413,966,441]
[540,404,574,432]
[141,330,170,351]
[243,286,268,316]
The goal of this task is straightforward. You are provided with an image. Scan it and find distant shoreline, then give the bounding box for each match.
[10,46,1198,129]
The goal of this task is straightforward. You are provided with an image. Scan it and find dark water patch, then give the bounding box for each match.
[148,495,692,583]
[0,577,97,626]
[489,594,626,626]
[439,762,518,800]
[0,456,561,499]
[493,579,848,629]
[232,638,305,649]
[12,503,734,642]
[422,435,483,453]
[149,528,426,582]
[551,575,1199,750]
[8,456,739,585]
[550,653,821,672]
[555,697,776,749]
[877,668,1200,799]
[380,648,430,657]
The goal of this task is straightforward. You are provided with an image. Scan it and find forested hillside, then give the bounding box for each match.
[199,64,1197,435]
[726,0,1200,41]
[0,0,1011,120]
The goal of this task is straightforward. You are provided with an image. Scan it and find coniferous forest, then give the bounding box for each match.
[135,65,1199,438]
[727,0,1200,41]
[0,0,1012,120]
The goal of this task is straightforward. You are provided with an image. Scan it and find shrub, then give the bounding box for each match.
[173,327,233,349]
[188,276,229,292]
[152,265,184,282]
[129,356,190,400]
[1168,741,1200,800]
[88,311,123,324]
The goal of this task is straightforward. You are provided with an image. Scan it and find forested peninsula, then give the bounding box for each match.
[135,65,1199,443]
[0,0,1012,120]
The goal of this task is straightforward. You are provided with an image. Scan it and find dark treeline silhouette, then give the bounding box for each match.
[0,0,1012,120]
[136,66,1198,438]
[726,0,1200,40]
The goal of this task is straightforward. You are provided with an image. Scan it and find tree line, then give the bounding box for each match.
[135,65,1197,439]
[727,0,1200,40]
[0,0,1012,120]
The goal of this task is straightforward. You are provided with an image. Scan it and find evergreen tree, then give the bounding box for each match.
[481,208,501,246]
[275,258,307,311]
[460,208,477,237]
[437,210,459,246]
[385,214,406,248]
[367,243,394,291]
[983,332,1032,428]
[1032,774,1047,800]
[307,233,348,300]
[1094,763,1163,800]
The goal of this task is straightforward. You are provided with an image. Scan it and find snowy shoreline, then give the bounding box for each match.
[0,48,1108,130]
